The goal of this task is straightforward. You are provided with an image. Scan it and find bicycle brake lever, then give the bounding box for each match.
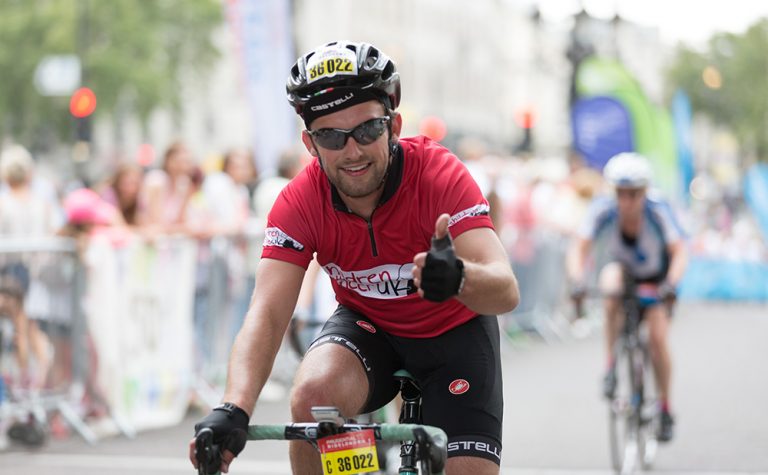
[195,428,222,475]
[412,427,445,473]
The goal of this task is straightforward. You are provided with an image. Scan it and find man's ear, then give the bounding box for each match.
[390,112,403,142]
[301,130,318,157]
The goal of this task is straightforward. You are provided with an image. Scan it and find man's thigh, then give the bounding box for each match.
[292,342,370,418]
[305,306,401,414]
[398,315,504,466]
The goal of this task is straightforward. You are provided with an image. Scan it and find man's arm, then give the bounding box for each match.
[413,213,519,316]
[665,240,688,287]
[222,257,306,414]
[452,226,519,315]
[566,237,592,284]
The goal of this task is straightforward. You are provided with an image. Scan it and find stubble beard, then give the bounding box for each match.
[327,155,388,199]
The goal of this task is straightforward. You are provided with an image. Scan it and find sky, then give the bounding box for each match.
[525,0,768,46]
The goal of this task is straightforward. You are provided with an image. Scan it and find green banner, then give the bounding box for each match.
[576,57,679,197]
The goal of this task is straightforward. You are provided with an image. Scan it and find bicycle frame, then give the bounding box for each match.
[608,269,658,474]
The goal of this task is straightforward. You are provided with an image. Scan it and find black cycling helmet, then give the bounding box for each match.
[286,41,401,127]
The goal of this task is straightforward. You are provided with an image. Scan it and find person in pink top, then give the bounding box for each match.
[142,141,195,234]
[190,41,519,475]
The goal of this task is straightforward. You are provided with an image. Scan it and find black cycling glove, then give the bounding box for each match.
[657,281,677,302]
[420,232,465,302]
[193,402,249,472]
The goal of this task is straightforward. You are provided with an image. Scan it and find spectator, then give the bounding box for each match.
[142,141,195,234]
[0,145,55,390]
[55,187,122,430]
[202,148,257,235]
[252,147,306,225]
[0,145,57,238]
[98,162,145,227]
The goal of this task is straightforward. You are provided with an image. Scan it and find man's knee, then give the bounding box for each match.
[289,376,334,421]
[289,344,369,421]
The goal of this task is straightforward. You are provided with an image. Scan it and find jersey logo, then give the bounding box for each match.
[263,227,305,251]
[355,321,377,333]
[323,262,416,300]
[448,379,470,395]
[448,204,490,227]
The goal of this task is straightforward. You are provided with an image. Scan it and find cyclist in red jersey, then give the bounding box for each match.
[190,41,519,475]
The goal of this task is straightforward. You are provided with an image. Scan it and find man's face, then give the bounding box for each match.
[301,101,401,200]
[616,186,646,218]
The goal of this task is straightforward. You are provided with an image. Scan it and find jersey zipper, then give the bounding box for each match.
[366,217,378,257]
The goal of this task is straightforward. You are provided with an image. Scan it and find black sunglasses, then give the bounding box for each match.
[308,116,390,151]
[616,188,644,199]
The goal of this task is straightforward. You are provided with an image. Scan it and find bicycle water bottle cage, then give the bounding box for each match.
[194,428,221,475]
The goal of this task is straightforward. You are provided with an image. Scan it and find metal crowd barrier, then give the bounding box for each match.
[191,233,260,408]
[500,230,574,344]
[188,229,300,400]
[7,227,586,447]
[0,237,97,446]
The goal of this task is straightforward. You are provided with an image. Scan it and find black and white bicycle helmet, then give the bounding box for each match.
[286,41,401,126]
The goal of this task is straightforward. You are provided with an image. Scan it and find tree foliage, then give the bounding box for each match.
[0,0,222,147]
[667,19,768,161]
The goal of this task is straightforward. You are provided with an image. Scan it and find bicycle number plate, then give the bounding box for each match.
[318,429,379,474]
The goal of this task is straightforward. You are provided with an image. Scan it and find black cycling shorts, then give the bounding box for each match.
[307,305,504,465]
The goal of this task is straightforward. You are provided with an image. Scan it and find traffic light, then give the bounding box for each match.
[75,117,92,142]
[69,87,96,143]
[69,87,97,118]
[514,108,536,153]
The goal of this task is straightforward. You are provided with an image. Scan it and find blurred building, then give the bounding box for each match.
[293,0,671,156]
[87,0,671,175]
[293,0,572,155]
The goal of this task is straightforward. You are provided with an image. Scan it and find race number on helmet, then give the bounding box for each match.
[305,44,359,84]
[286,41,401,126]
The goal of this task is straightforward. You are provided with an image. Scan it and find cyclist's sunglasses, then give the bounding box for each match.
[308,116,390,151]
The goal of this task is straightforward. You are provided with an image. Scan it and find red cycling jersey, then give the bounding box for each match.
[261,135,493,337]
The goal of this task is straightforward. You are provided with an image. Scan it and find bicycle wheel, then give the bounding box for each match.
[638,343,659,470]
[608,343,640,474]
[287,317,325,358]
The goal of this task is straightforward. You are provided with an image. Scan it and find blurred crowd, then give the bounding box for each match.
[0,140,313,247]
[0,135,765,445]
[1,136,763,264]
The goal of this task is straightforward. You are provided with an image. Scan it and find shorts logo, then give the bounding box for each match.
[448,379,470,395]
[356,321,377,334]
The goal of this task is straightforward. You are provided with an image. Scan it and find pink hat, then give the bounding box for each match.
[63,188,119,226]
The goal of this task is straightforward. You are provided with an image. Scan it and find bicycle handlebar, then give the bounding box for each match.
[196,422,448,475]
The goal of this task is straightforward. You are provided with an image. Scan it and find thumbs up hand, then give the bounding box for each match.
[413,213,465,302]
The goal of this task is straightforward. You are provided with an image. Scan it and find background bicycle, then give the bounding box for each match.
[602,271,666,474]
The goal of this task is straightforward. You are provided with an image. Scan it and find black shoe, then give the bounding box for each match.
[8,419,47,447]
[657,411,675,442]
[602,370,617,399]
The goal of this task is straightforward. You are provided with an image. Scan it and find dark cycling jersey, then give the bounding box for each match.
[262,135,493,337]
